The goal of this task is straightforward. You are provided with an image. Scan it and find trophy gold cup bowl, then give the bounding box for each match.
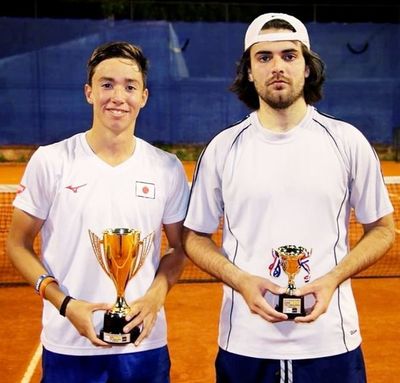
[273,245,310,319]
[89,228,154,344]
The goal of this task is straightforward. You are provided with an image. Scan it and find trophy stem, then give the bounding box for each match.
[111,296,130,315]
[287,281,296,295]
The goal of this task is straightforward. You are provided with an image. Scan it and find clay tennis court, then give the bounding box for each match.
[1,161,400,382]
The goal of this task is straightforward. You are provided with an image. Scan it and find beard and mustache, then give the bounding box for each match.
[254,75,305,110]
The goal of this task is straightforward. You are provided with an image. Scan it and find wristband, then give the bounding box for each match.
[35,273,54,294]
[59,296,75,317]
[39,276,58,299]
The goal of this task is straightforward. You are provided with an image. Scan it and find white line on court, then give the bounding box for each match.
[21,343,41,383]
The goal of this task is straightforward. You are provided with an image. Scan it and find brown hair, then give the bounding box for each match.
[87,41,148,87]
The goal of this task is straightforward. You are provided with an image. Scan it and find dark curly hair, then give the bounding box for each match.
[87,41,148,87]
[230,19,326,110]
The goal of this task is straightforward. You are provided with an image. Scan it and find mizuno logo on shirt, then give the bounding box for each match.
[65,184,87,193]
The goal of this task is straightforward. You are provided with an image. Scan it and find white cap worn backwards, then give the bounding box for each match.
[244,13,310,51]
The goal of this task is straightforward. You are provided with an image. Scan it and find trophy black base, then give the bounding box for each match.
[276,294,305,319]
[99,312,141,344]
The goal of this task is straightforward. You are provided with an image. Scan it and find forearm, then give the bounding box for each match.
[148,246,186,299]
[7,243,46,286]
[328,213,395,284]
[183,228,248,291]
[145,220,188,307]
[7,242,66,309]
[7,208,67,310]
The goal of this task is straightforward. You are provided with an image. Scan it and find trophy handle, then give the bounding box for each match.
[88,230,112,278]
[129,232,154,280]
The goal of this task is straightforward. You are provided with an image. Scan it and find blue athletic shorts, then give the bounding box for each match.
[215,346,366,383]
[41,345,170,383]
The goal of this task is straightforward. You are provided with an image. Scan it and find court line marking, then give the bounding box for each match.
[21,343,41,383]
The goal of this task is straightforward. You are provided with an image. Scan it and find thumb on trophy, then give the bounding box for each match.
[292,287,305,297]
[91,302,114,312]
[277,286,287,295]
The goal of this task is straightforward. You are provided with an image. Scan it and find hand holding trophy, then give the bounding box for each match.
[271,245,311,319]
[89,228,154,344]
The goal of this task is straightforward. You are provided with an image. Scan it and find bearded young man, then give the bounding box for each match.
[183,13,394,383]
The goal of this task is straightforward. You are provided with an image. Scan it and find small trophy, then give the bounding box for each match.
[271,245,311,319]
[89,228,154,344]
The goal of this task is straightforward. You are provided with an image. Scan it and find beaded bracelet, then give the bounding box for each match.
[59,296,75,317]
[34,274,55,295]
[39,276,59,299]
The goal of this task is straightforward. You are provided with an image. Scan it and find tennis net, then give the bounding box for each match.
[1,178,400,285]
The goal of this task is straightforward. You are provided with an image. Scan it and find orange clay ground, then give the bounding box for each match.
[1,161,399,382]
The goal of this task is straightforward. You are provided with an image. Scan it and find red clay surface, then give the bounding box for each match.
[1,161,400,382]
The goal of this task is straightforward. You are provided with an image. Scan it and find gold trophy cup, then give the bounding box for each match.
[89,228,153,344]
[273,245,310,319]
